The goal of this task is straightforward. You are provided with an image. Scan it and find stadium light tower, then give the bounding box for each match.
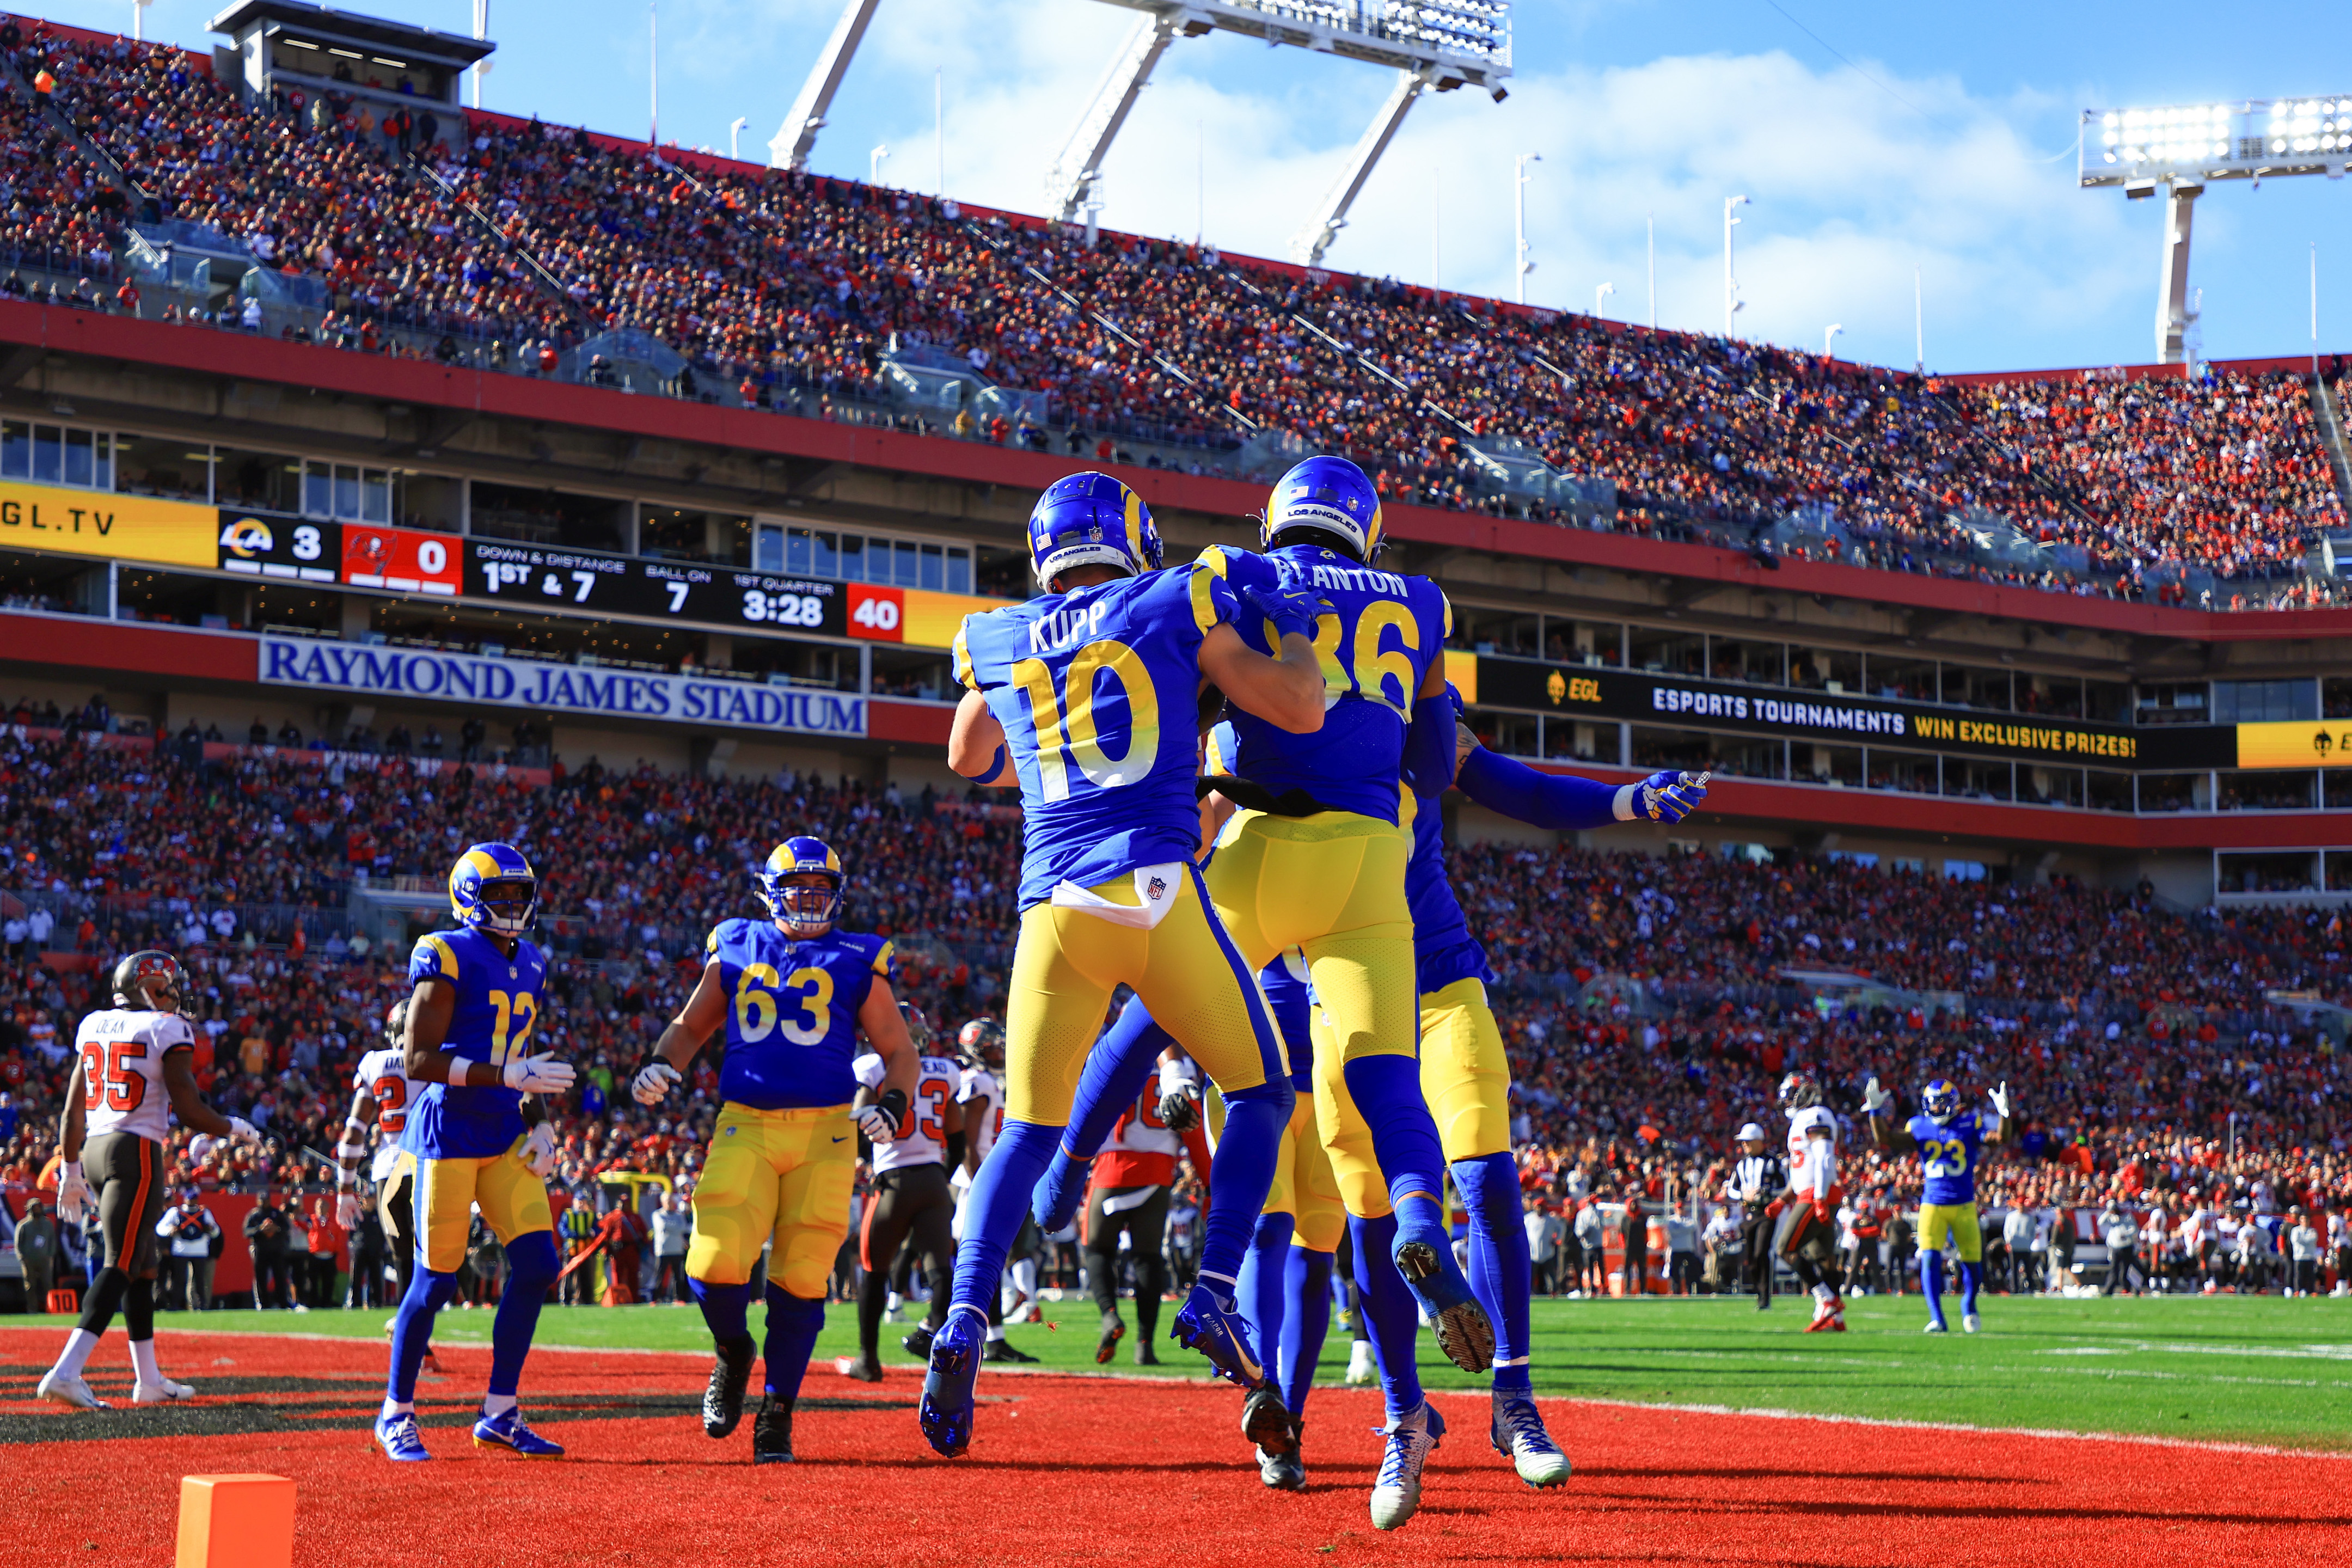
[1723,194,1748,337]
[2082,96,2352,363]
[1038,2,1511,260]
[771,0,884,170]
[1514,151,1539,304]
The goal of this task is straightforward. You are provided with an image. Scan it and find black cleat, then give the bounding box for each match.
[1242,1386,1298,1456]
[751,1396,794,1465]
[1134,1340,1160,1367]
[902,1325,936,1359]
[1095,1311,1126,1366]
[1259,1440,1307,1491]
[982,1337,1039,1364]
[703,1335,755,1439]
[841,1351,884,1383]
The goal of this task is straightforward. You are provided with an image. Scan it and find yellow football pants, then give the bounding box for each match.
[1004,865,1276,1126]
[1205,808,1418,1217]
[1419,978,1512,1163]
[417,1143,553,1275]
[1261,1089,1350,1253]
[685,1102,857,1296]
[1918,1202,1983,1263]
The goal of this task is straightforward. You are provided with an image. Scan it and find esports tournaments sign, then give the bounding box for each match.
[258,636,868,741]
[1473,658,2233,771]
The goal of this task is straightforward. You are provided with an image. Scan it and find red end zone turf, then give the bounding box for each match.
[4,1328,2349,1567]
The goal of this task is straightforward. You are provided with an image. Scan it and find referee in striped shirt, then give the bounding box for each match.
[1726,1123,1787,1310]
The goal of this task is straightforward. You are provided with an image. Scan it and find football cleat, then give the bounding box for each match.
[902,1325,935,1359]
[1962,1313,1981,1334]
[1345,1340,1375,1385]
[920,1306,987,1457]
[36,1371,109,1411]
[1259,1441,1307,1491]
[703,1336,756,1438]
[1393,1239,1496,1374]
[1490,1392,1572,1489]
[131,1376,195,1405]
[1241,1386,1298,1456]
[1134,1340,1160,1367]
[982,1337,1039,1365]
[473,1406,564,1457]
[1368,1400,1445,1531]
[1095,1310,1127,1366]
[751,1397,794,1465]
[373,1410,430,1462]
[841,1351,884,1383]
[1170,1283,1266,1388]
[1923,1320,1949,1334]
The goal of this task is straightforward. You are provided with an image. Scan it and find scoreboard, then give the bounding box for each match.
[463,538,849,637]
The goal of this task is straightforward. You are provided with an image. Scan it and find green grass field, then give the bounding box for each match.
[141,1291,2352,1451]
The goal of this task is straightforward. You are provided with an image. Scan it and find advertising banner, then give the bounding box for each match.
[0,480,215,567]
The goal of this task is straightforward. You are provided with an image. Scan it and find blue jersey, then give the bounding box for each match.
[705,918,893,1110]
[402,926,544,1160]
[1198,543,1448,824]
[1258,951,1314,1090]
[954,562,1238,909]
[1405,797,1496,996]
[1910,1110,1988,1205]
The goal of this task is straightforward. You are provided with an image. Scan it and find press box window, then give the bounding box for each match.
[1,422,113,489]
[301,461,392,524]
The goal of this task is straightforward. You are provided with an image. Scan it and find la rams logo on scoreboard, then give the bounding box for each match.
[219,517,273,558]
[216,515,339,582]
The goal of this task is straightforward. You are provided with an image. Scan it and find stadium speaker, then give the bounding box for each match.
[2124,179,2157,200]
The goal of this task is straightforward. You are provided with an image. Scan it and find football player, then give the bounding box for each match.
[939,1018,1036,1361]
[37,951,259,1410]
[1772,1071,1848,1332]
[338,1001,439,1371]
[1078,1020,1209,1368]
[844,1003,964,1381]
[1865,1074,2013,1333]
[634,836,917,1464]
[375,844,573,1462]
[924,471,1326,1457]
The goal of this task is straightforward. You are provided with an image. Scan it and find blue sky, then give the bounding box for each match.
[65,1,2352,372]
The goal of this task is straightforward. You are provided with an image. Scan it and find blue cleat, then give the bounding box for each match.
[374,1410,431,1462]
[1392,1238,1496,1374]
[1030,1150,1091,1234]
[1369,1399,1446,1530]
[1169,1282,1267,1389]
[1490,1391,1571,1489]
[472,1406,565,1457]
[919,1305,988,1457]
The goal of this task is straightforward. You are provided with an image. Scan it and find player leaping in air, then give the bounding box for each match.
[923,470,1328,1459]
[632,837,918,1463]
[374,843,573,1462]
[38,951,261,1410]
[1865,1074,2013,1333]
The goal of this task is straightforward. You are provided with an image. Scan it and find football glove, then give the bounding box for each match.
[335,1191,361,1229]
[856,1087,907,1144]
[518,1123,559,1180]
[502,1052,576,1095]
[227,1117,261,1143]
[1239,581,1334,642]
[1989,1081,2013,1120]
[1157,1080,1202,1132]
[1637,769,1710,824]
[1811,1197,1836,1227]
[54,1164,90,1224]
[632,1059,682,1106]
[1861,1076,1891,1114]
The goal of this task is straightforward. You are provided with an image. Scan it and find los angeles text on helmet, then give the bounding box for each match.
[1645,683,2138,759]
[259,636,868,739]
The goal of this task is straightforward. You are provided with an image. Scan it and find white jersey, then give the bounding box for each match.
[1785,1104,1838,1198]
[1102,1057,1198,1160]
[356,1047,419,1181]
[75,1007,194,1144]
[853,1051,963,1174]
[957,1063,1002,1168]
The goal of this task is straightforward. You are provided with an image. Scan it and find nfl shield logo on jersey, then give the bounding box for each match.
[1147,877,1167,901]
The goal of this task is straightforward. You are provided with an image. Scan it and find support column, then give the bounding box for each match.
[771,0,883,172]
[2155,179,2201,365]
[1288,68,1431,267]
[1043,10,1184,223]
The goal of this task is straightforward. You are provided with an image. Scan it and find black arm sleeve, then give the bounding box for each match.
[945,1130,967,1169]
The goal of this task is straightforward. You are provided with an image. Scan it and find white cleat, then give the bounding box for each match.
[1923,1320,1949,1334]
[36,1371,110,1411]
[132,1377,196,1404]
[1490,1393,1572,1489]
[1344,1341,1375,1386]
[1962,1313,1981,1334]
[1369,1400,1445,1530]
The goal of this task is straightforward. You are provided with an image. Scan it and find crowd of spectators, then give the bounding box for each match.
[0,20,2344,603]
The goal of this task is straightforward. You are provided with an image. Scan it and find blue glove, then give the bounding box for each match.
[1636,769,1709,824]
[1239,581,1331,642]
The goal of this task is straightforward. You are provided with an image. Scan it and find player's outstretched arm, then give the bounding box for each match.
[1199,617,1325,733]
[1861,1077,1915,1153]
[948,690,1015,786]
[1987,1082,2014,1145]
[1456,740,1626,832]
[161,1051,242,1141]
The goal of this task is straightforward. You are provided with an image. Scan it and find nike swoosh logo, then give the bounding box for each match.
[831,1136,849,1143]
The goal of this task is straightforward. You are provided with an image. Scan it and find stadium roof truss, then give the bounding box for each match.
[2081,97,2351,365]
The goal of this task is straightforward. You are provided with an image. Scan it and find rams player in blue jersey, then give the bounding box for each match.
[630,836,917,1463]
[375,843,574,1463]
[1865,1073,2014,1333]
[926,470,1327,1459]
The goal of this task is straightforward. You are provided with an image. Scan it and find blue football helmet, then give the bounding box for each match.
[1026,472,1162,589]
[756,835,844,935]
[449,842,538,937]
[1264,455,1383,562]
[1921,1078,1961,1124]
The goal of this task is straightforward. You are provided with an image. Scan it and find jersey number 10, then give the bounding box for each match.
[1009,638,1161,803]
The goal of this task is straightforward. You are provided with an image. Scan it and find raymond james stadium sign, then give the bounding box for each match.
[258,638,867,740]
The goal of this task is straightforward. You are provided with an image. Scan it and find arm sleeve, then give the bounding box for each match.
[1400,693,1455,798]
[849,1052,885,1091]
[1456,745,1625,831]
